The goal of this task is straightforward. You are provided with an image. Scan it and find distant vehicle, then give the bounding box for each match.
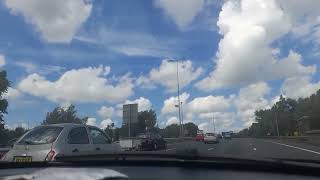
[1,123,121,162]
[222,131,232,139]
[137,133,166,151]
[204,133,219,144]
[195,130,205,141]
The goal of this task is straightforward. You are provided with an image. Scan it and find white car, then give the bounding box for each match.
[204,133,219,144]
[1,123,121,162]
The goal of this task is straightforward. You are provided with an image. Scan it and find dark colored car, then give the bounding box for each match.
[137,133,166,151]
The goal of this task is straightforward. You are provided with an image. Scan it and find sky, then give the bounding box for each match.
[1,0,320,133]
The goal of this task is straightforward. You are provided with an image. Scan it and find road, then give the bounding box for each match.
[162,138,320,160]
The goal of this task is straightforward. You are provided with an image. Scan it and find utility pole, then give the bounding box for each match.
[176,60,182,138]
[181,101,184,137]
[168,59,182,138]
[212,114,216,134]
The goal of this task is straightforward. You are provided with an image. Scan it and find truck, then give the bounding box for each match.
[119,133,167,151]
[119,138,142,151]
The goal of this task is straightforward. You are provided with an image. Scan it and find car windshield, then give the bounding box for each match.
[18,126,63,145]
[1,0,320,168]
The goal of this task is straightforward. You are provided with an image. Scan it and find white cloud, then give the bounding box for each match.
[166,116,179,126]
[97,106,114,119]
[234,82,271,127]
[86,117,96,126]
[76,28,183,58]
[281,76,320,99]
[0,54,5,67]
[154,0,205,30]
[277,0,320,45]
[135,76,156,90]
[5,0,92,43]
[197,111,236,133]
[187,95,231,114]
[100,119,113,129]
[196,0,315,91]
[3,87,22,100]
[14,61,65,75]
[125,97,152,112]
[161,92,190,114]
[18,66,134,104]
[198,122,212,133]
[147,60,203,92]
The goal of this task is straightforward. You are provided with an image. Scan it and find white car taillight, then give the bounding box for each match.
[45,150,55,161]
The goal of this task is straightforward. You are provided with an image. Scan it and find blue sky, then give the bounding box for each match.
[1,0,320,133]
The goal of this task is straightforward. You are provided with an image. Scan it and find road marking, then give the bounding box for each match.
[208,148,215,151]
[253,148,257,151]
[165,148,176,152]
[268,141,320,155]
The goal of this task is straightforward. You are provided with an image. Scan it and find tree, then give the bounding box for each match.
[137,109,157,133]
[43,104,88,125]
[104,125,114,141]
[161,124,180,138]
[0,70,9,129]
[184,122,198,137]
[248,89,320,136]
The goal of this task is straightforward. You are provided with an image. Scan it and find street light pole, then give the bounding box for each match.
[212,114,216,134]
[176,60,182,138]
[181,101,184,136]
[168,59,182,138]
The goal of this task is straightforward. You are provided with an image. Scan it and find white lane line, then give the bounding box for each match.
[208,148,215,151]
[165,148,176,152]
[268,141,320,155]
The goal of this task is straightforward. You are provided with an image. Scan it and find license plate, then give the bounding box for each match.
[14,156,32,163]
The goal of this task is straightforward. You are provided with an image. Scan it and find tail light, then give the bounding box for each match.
[45,150,55,161]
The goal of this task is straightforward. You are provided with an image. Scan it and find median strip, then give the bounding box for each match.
[268,141,320,155]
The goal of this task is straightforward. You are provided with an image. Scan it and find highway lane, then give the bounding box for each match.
[165,138,320,160]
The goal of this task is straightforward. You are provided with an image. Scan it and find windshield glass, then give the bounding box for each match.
[18,127,63,145]
[1,0,320,166]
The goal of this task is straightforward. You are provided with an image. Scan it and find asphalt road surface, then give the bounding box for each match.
[161,138,320,160]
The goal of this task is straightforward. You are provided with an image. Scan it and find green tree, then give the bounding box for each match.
[184,122,198,137]
[137,109,157,133]
[249,90,320,136]
[161,124,180,138]
[0,70,9,129]
[43,104,88,125]
[104,124,114,141]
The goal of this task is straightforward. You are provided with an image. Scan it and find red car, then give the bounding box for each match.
[195,133,204,141]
